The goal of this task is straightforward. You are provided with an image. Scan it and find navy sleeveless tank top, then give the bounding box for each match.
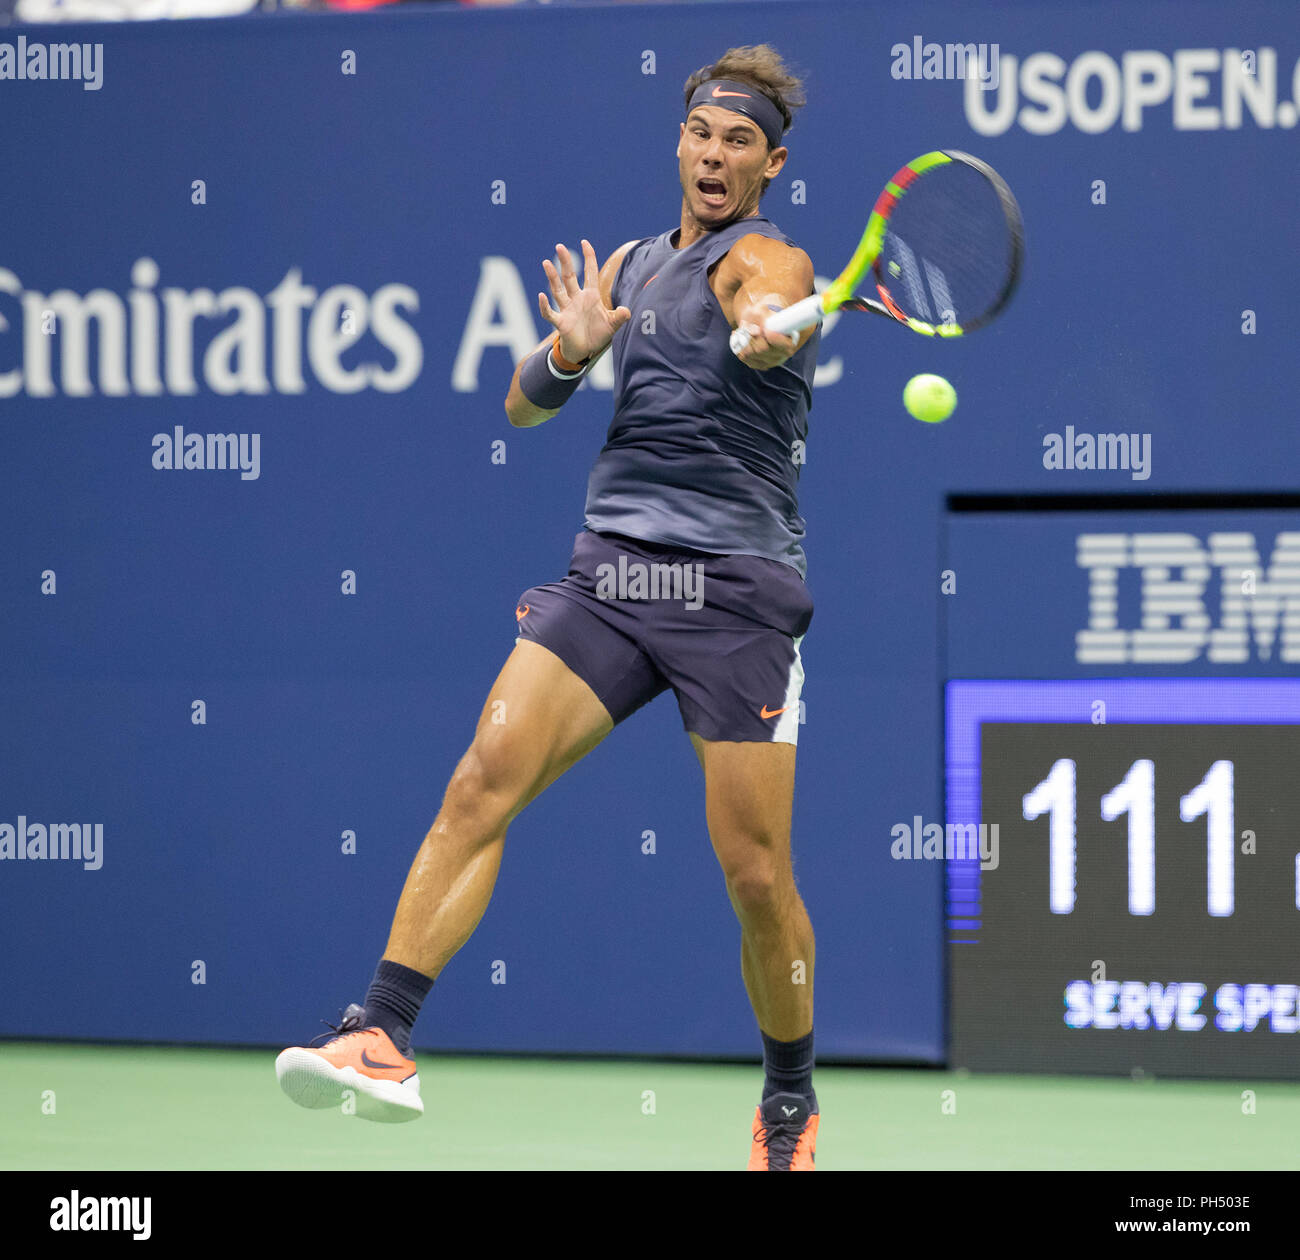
[582,215,820,577]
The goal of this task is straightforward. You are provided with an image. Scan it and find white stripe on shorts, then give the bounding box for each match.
[772,635,805,745]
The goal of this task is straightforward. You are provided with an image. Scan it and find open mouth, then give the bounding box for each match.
[697,178,727,204]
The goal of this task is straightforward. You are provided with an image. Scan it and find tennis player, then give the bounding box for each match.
[276,45,822,1171]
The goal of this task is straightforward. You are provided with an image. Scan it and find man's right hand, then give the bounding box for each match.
[539,240,632,364]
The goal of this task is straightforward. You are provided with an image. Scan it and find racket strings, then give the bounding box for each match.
[875,161,1019,330]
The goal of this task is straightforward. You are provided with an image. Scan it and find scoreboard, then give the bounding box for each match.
[944,509,1300,1079]
[947,680,1300,1079]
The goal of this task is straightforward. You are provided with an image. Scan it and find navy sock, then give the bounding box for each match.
[363,958,434,1057]
[761,1028,816,1104]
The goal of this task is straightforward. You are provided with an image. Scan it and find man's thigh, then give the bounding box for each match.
[464,639,615,817]
[690,733,797,878]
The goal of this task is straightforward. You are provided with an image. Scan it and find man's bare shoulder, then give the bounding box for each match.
[725,231,811,272]
[599,238,649,307]
[711,230,812,304]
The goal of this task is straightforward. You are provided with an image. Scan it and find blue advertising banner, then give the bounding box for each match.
[944,510,1300,678]
[2,0,1298,1063]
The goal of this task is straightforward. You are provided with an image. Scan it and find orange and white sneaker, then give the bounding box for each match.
[748,1092,818,1170]
[275,1003,423,1124]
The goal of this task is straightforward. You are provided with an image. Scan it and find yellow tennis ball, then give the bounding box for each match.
[903,373,957,423]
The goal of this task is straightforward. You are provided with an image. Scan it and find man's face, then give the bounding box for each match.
[677,105,786,225]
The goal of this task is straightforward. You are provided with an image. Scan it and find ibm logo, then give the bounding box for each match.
[1076,533,1300,664]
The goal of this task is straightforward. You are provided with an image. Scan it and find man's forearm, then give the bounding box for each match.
[504,340,609,427]
[505,386,559,428]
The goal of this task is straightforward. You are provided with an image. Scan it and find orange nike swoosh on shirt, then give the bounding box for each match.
[712,86,752,98]
[760,704,792,719]
[515,604,529,620]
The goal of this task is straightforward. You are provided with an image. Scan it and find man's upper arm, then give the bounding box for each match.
[600,238,642,312]
[721,233,815,327]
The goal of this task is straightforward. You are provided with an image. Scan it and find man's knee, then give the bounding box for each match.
[440,731,535,832]
[720,848,793,917]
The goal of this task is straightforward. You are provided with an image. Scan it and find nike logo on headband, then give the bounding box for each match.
[689,80,783,148]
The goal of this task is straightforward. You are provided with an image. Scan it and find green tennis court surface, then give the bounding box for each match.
[3,1041,1298,1171]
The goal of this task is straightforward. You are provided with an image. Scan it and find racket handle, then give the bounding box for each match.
[729,293,826,356]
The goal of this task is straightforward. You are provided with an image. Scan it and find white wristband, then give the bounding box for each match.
[547,347,588,380]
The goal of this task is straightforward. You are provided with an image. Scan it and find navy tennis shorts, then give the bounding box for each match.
[514,529,813,744]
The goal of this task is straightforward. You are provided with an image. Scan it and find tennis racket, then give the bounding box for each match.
[729,149,1024,354]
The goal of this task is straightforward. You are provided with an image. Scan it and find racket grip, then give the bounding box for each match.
[729,293,826,356]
